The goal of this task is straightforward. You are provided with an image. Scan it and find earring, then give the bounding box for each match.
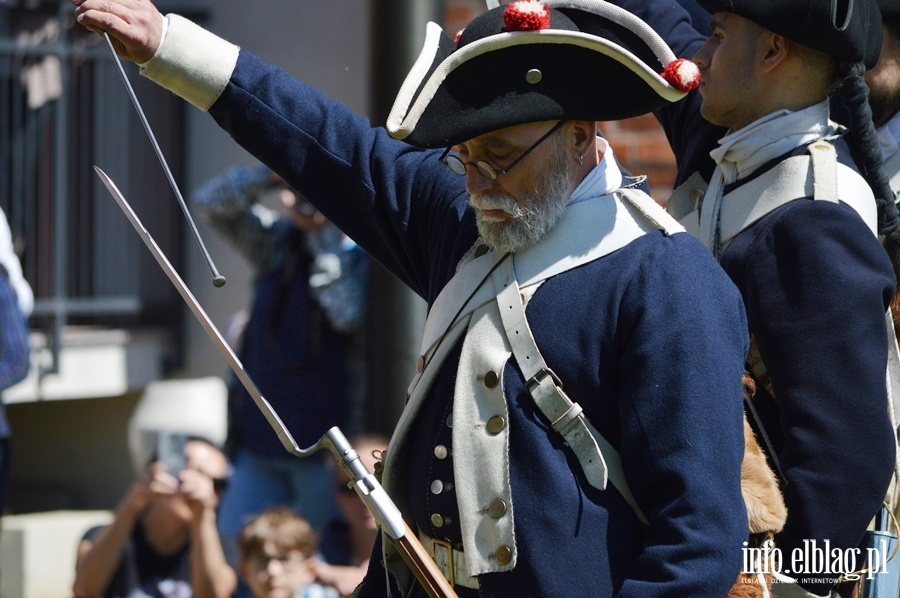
[577,153,584,166]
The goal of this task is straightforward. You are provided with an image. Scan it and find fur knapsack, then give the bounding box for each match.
[729,374,788,598]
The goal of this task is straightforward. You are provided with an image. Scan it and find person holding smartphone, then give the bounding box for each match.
[72,434,236,598]
[190,165,369,598]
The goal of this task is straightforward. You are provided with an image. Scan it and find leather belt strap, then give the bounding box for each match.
[418,530,480,589]
[492,256,649,524]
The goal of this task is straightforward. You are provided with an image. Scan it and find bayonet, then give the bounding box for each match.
[94,166,457,598]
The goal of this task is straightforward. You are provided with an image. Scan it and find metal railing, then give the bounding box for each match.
[0,2,190,377]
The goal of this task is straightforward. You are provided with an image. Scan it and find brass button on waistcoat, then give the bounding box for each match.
[484,370,499,388]
[431,513,445,528]
[488,498,507,518]
[434,445,448,459]
[486,416,506,435]
[495,545,512,565]
[430,480,444,495]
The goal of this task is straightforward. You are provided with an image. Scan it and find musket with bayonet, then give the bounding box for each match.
[95,35,457,598]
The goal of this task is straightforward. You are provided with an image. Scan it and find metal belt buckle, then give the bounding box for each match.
[431,537,455,587]
[526,367,564,393]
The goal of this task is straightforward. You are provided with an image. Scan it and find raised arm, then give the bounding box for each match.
[565,0,725,185]
[74,0,472,301]
[191,165,282,270]
[179,468,238,598]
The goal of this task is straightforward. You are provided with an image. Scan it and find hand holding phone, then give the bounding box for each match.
[156,430,187,477]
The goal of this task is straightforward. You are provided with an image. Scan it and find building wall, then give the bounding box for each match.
[7,0,374,515]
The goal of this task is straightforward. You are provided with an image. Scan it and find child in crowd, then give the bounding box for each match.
[238,507,338,598]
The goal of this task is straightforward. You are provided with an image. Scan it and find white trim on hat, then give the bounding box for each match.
[386,21,445,137]
[388,29,685,141]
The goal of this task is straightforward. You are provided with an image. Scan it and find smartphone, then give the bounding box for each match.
[156,430,187,476]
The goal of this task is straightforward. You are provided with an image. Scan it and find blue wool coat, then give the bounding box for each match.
[205,50,751,596]
[597,1,898,594]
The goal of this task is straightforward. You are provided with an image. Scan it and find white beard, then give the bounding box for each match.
[468,145,571,254]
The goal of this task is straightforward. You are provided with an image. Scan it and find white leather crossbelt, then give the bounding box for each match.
[418,530,480,589]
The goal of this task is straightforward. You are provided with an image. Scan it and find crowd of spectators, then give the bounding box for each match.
[72,433,387,598]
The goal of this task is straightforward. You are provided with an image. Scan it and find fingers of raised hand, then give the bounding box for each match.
[145,468,179,494]
[178,470,215,500]
[73,0,161,63]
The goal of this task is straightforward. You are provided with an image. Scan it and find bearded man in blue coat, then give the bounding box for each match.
[76,0,756,595]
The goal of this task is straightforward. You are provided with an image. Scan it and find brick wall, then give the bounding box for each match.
[442,0,678,201]
[599,116,677,201]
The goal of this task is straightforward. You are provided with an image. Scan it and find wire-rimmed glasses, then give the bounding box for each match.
[438,120,566,180]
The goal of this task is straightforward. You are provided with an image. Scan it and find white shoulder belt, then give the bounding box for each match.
[669,141,877,252]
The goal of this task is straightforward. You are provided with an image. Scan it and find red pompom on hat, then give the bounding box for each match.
[504,1,551,31]
[660,58,700,93]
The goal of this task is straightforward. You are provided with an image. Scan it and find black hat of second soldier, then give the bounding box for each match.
[698,0,883,69]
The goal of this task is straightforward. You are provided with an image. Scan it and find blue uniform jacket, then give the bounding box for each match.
[205,50,751,596]
[600,2,898,593]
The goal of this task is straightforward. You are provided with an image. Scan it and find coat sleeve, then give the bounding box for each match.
[208,52,475,300]
[0,271,29,392]
[140,15,474,301]
[615,233,750,595]
[734,200,896,595]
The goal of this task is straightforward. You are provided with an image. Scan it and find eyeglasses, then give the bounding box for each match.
[438,120,566,181]
[247,551,307,571]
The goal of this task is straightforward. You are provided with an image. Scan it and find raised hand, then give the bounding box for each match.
[120,461,179,517]
[72,0,164,63]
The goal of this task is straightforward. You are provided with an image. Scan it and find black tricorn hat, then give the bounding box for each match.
[697,0,883,69]
[879,0,900,20]
[386,0,700,148]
